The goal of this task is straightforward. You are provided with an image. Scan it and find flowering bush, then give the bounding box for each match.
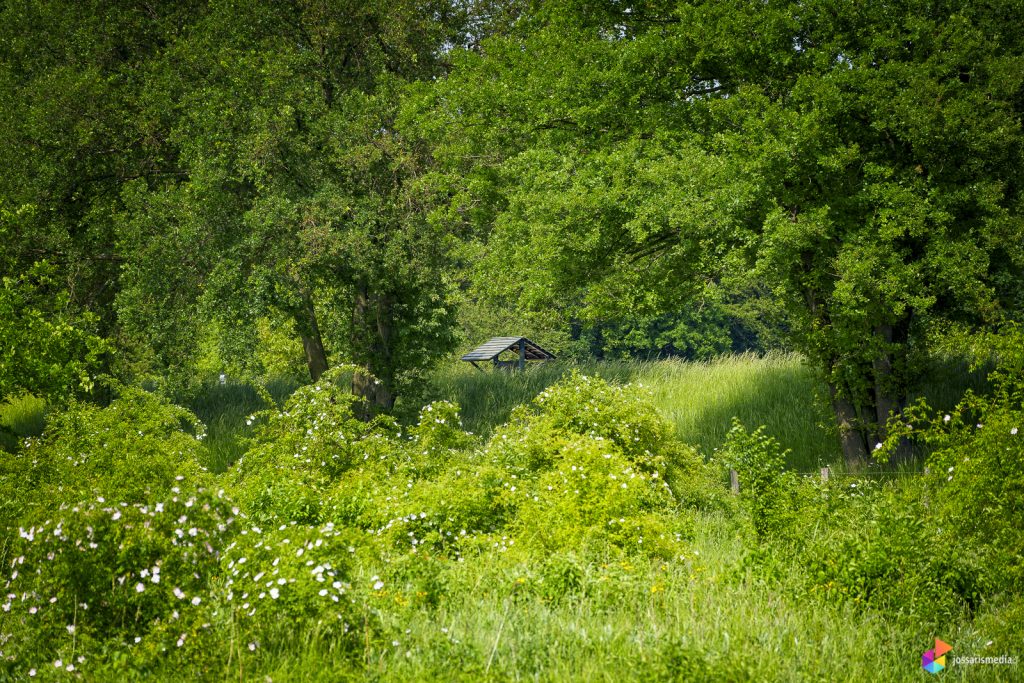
[213,523,369,651]
[0,386,209,527]
[231,368,401,523]
[0,486,237,679]
[884,327,1024,595]
[716,419,797,539]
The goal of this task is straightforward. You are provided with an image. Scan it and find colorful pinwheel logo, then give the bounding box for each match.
[922,638,953,674]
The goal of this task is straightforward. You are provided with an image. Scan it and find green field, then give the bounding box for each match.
[3,354,1020,681]
[428,353,840,471]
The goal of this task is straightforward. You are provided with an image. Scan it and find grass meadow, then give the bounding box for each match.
[426,353,839,471]
[1,354,1019,682]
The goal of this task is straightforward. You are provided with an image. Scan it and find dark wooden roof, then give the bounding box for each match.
[460,336,556,362]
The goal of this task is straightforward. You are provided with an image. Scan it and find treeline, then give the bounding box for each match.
[2,0,1023,465]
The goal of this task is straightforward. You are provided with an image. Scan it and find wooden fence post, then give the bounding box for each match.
[820,466,830,483]
[730,469,739,494]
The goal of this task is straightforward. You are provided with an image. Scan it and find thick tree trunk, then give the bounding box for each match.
[297,294,329,382]
[351,279,396,418]
[872,322,913,464]
[829,381,868,467]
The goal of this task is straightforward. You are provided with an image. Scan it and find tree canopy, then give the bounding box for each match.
[418,0,1024,463]
[1,0,1022,458]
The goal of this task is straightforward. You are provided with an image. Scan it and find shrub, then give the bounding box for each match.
[797,482,982,623]
[0,386,209,525]
[231,368,401,523]
[214,523,368,649]
[0,486,237,679]
[510,435,685,559]
[885,326,1024,595]
[716,419,796,539]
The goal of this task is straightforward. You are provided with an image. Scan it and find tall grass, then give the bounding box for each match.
[0,394,46,450]
[426,353,840,470]
[185,377,300,472]
[142,510,996,682]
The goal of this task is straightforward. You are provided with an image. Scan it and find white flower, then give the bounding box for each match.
[943,414,951,423]
[318,589,328,597]
[1012,427,1019,435]
[173,587,186,600]
[191,597,202,606]
[373,580,385,591]
[136,582,145,593]
[54,660,62,668]
[67,624,75,634]
[873,443,883,451]
[269,588,279,599]
[111,511,122,521]
[28,669,36,677]
[135,637,142,643]
[248,642,257,651]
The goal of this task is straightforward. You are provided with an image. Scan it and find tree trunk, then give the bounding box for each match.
[829,381,868,467]
[351,279,396,418]
[872,322,913,464]
[298,294,329,382]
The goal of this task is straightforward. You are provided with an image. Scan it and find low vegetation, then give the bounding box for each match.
[2,352,1021,681]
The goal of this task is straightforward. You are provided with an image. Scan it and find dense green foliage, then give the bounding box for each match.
[2,1,1023,680]
[2,364,1022,680]
[418,0,1024,464]
[0,263,106,404]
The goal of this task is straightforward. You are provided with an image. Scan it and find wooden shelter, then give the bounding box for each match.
[460,336,555,371]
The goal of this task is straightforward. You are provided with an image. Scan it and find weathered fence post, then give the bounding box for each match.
[730,469,739,494]
[820,466,830,483]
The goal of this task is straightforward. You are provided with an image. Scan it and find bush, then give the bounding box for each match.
[0,386,209,526]
[885,326,1024,596]
[716,419,797,539]
[797,482,982,623]
[0,486,237,679]
[231,368,401,524]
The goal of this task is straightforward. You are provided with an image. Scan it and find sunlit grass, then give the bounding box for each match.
[426,353,840,471]
[0,393,46,450]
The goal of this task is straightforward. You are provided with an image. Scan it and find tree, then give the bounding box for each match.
[0,261,107,407]
[0,0,200,345]
[419,0,1024,464]
[113,0,471,407]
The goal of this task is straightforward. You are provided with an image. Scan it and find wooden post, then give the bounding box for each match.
[518,341,526,372]
[820,466,830,483]
[730,469,739,494]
